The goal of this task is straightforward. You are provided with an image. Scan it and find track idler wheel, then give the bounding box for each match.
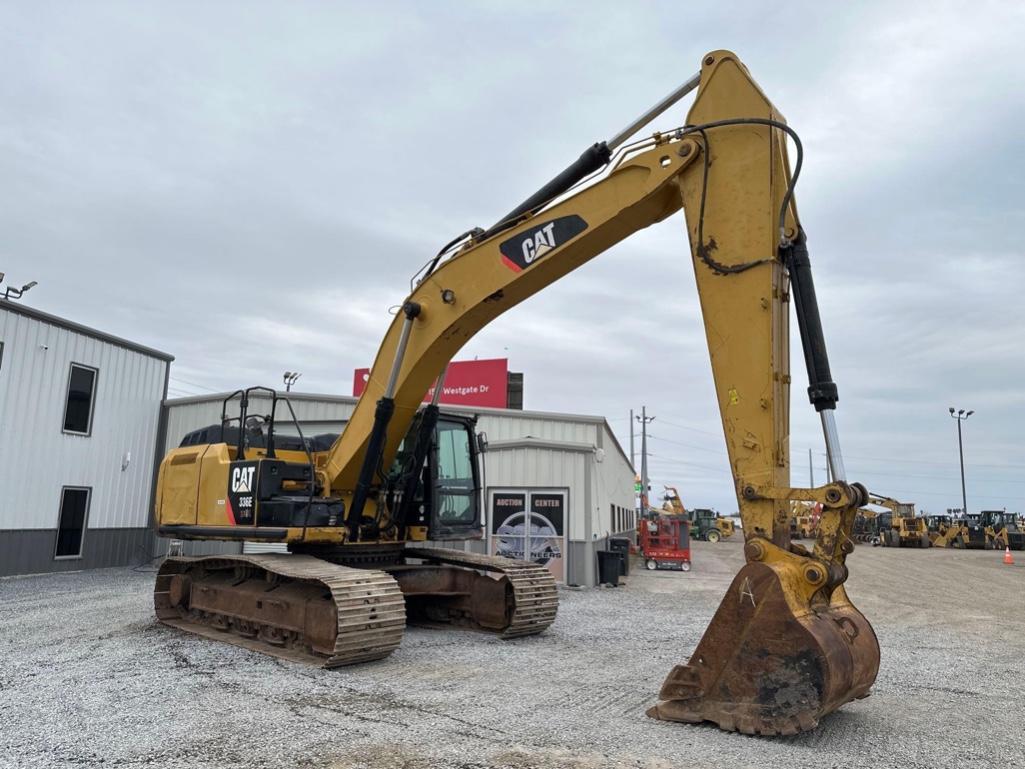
[647,561,879,735]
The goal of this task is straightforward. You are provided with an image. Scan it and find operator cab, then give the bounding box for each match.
[388,413,484,540]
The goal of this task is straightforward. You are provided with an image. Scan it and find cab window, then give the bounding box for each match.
[434,419,477,526]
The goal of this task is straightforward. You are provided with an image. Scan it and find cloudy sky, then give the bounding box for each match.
[3,2,1023,514]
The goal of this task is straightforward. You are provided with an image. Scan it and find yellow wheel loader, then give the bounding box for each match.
[981,510,1025,550]
[867,494,930,548]
[153,50,878,735]
[927,515,966,548]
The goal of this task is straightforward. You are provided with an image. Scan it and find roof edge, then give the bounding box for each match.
[0,299,175,362]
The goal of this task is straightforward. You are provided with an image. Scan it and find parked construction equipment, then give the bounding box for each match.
[927,515,966,548]
[638,515,692,571]
[865,494,930,548]
[979,510,1024,550]
[153,50,878,735]
[962,513,989,549]
[791,501,822,539]
[853,508,881,543]
[659,487,734,542]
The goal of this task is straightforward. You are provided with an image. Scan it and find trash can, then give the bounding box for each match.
[609,537,631,576]
[596,550,621,586]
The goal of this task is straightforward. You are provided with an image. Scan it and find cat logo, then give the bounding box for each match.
[499,214,588,273]
[521,223,557,264]
[231,465,256,494]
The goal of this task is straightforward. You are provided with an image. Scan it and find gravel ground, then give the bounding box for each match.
[1,540,1023,769]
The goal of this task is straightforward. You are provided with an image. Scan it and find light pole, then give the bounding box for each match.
[949,407,973,515]
[0,275,38,301]
[283,371,301,392]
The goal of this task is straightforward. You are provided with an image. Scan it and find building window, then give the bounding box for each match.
[63,363,98,435]
[55,487,91,559]
[0,340,5,372]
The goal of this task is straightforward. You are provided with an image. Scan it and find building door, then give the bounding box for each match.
[489,488,567,583]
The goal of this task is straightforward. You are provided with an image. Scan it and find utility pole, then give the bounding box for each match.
[629,409,635,468]
[636,407,655,513]
[949,407,974,515]
[809,448,814,487]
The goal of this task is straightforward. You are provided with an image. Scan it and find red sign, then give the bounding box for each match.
[353,358,509,408]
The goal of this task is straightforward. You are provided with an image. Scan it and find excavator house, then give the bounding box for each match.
[153,50,880,736]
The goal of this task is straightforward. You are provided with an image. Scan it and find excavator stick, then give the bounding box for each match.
[648,565,878,735]
[641,51,880,734]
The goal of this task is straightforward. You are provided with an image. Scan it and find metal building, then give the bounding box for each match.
[161,392,636,586]
[0,300,171,576]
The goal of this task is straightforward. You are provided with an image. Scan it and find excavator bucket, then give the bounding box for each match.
[648,561,879,735]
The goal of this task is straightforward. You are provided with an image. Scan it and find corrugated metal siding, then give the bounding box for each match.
[601,423,638,534]
[0,528,155,577]
[476,414,593,444]
[485,447,586,540]
[0,307,167,531]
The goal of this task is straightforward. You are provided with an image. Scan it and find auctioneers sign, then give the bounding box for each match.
[352,358,509,408]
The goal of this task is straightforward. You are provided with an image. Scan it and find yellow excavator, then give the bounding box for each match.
[153,50,878,736]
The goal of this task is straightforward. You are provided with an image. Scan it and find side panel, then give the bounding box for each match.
[156,444,233,528]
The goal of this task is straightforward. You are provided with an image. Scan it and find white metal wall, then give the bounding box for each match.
[0,307,168,530]
[484,447,588,539]
[599,423,639,536]
[475,414,594,444]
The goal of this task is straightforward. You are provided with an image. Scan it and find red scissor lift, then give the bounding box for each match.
[638,516,692,571]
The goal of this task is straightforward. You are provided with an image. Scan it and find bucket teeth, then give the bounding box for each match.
[648,561,879,735]
[657,664,702,698]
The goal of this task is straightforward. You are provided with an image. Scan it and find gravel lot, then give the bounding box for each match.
[1,540,1022,769]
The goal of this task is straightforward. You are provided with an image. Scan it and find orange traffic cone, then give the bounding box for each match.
[1004,547,1014,565]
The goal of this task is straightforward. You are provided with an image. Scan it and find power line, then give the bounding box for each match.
[652,416,721,438]
[647,433,727,455]
[843,466,1025,486]
[646,454,732,474]
[166,387,200,397]
[811,449,1025,472]
[169,376,220,393]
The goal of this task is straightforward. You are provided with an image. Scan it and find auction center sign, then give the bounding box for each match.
[490,489,566,583]
[353,358,508,408]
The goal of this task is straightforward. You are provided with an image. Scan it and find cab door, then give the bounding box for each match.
[427,416,483,540]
